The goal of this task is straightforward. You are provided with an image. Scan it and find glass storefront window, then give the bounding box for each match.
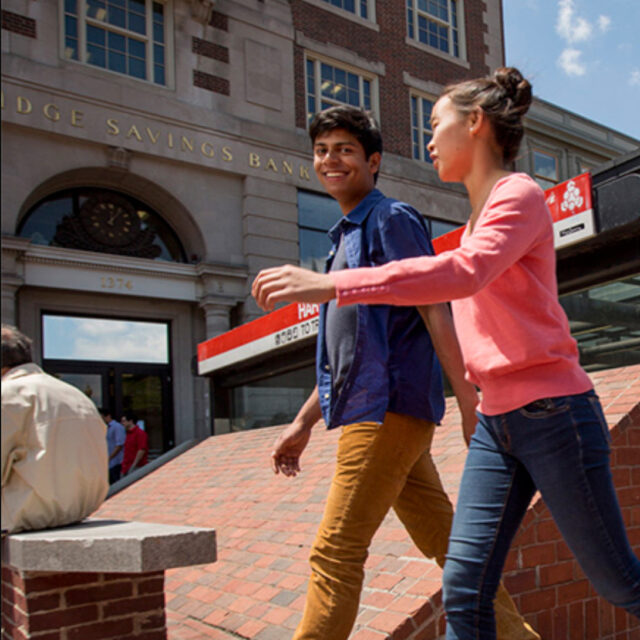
[560,273,640,372]
[43,315,169,364]
[228,366,316,431]
[298,190,343,272]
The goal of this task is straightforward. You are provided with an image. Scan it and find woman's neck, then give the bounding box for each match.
[465,165,511,233]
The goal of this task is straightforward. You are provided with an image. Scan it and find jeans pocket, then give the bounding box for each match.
[519,397,570,419]
[587,394,612,443]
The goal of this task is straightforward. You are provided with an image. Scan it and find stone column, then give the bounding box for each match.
[198,297,231,338]
[1,237,29,326]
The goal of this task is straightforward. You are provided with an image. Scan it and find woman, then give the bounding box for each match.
[252,67,640,638]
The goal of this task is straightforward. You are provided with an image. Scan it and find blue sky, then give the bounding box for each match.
[43,316,169,363]
[503,0,640,140]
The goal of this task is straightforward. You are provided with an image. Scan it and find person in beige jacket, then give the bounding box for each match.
[1,324,108,534]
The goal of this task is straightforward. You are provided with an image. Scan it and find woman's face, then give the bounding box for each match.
[427,95,474,183]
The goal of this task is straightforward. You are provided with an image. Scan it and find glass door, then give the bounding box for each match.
[41,314,174,457]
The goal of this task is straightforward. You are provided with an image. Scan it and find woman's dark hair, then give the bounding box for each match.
[309,105,383,181]
[442,67,532,164]
[1,324,33,369]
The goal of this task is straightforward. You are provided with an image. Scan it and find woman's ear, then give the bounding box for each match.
[468,107,485,136]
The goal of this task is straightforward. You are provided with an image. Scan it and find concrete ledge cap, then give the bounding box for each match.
[1,519,217,573]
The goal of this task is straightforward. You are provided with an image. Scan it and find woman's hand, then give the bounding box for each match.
[252,265,337,311]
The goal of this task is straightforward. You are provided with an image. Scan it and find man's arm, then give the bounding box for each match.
[418,304,479,445]
[127,448,145,474]
[271,386,322,477]
[108,444,123,462]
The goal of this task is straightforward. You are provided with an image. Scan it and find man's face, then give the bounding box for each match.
[313,128,380,214]
[102,413,112,425]
[121,417,134,431]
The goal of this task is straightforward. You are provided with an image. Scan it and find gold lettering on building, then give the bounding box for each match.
[2,91,314,182]
[17,96,32,115]
[106,118,120,135]
[201,141,215,158]
[249,152,261,168]
[70,109,84,127]
[43,103,61,122]
[126,124,143,141]
[146,127,160,144]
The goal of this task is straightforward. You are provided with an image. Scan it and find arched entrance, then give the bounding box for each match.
[16,185,192,456]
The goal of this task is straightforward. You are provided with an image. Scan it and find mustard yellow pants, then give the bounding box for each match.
[293,412,539,640]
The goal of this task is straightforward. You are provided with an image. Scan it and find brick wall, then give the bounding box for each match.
[291,1,490,155]
[1,10,36,38]
[502,397,640,639]
[95,365,640,639]
[192,10,229,95]
[1,567,166,640]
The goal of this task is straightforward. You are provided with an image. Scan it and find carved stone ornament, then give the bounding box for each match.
[107,146,132,170]
[190,0,215,24]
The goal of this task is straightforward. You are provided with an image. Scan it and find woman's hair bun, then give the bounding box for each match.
[493,67,532,114]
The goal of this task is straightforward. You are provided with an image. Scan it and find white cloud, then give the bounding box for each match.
[598,15,611,32]
[630,69,640,86]
[556,0,592,43]
[557,48,587,76]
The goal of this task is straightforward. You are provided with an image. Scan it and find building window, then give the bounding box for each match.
[429,217,458,238]
[407,0,460,58]
[321,0,370,19]
[411,94,435,163]
[18,187,187,262]
[62,0,169,86]
[306,55,375,126]
[560,274,640,372]
[298,191,343,272]
[532,150,559,190]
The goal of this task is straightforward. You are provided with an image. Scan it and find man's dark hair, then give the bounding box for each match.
[309,105,383,174]
[1,324,33,369]
[122,411,138,424]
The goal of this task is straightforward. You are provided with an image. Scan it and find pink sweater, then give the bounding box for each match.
[333,173,592,415]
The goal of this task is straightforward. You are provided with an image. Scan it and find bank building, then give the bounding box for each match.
[2,0,639,459]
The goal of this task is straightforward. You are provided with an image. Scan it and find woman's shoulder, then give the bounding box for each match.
[494,172,546,200]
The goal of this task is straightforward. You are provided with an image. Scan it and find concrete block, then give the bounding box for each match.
[1,519,216,573]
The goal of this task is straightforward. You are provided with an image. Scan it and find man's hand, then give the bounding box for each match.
[459,399,478,446]
[252,265,336,312]
[271,422,313,477]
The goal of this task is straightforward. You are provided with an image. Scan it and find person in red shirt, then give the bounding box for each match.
[121,413,148,476]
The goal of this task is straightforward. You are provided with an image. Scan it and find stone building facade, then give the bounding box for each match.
[2,0,637,450]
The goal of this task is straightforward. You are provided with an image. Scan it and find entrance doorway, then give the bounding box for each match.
[41,314,174,457]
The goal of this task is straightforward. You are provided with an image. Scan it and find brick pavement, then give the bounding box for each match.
[95,364,640,640]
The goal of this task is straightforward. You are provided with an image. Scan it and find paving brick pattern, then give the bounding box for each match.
[96,365,640,640]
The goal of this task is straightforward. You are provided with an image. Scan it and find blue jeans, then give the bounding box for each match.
[443,390,640,639]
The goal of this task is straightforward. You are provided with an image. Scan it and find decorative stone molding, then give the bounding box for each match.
[106,145,131,171]
[190,0,215,25]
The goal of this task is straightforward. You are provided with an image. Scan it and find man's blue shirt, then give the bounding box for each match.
[316,189,445,429]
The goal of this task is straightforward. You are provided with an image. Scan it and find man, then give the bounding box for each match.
[254,106,539,640]
[101,408,126,483]
[121,412,148,476]
[1,324,108,534]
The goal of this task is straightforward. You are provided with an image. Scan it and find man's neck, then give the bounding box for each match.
[338,188,375,216]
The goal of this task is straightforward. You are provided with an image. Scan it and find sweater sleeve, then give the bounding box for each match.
[334,175,549,307]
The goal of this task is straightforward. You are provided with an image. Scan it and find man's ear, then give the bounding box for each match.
[368,151,382,175]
